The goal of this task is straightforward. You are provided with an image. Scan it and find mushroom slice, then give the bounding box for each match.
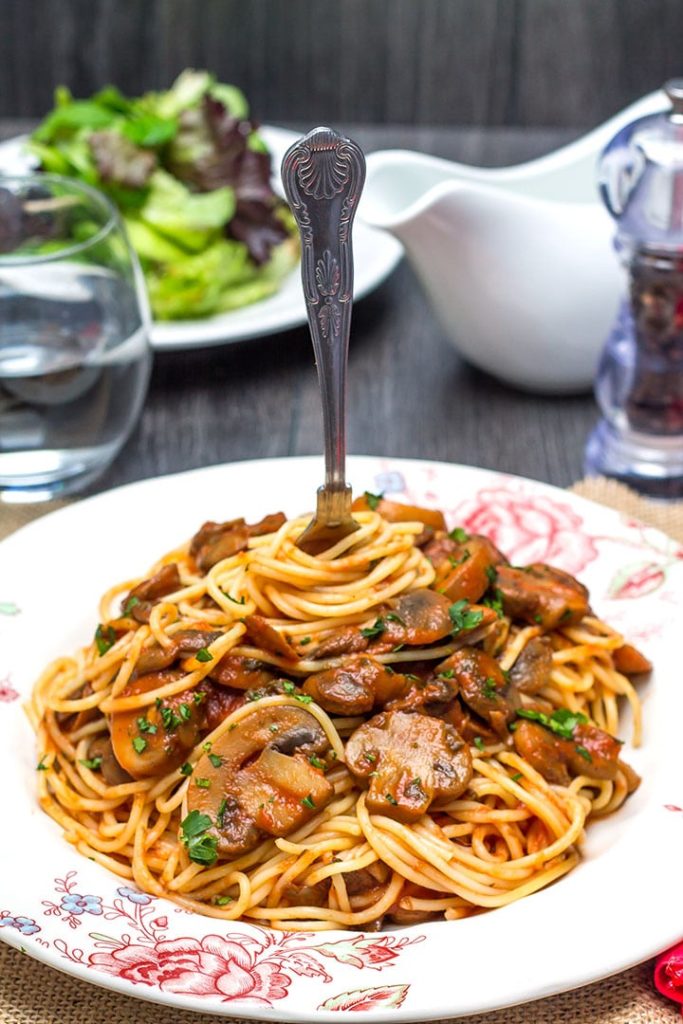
[495,563,589,629]
[209,654,275,690]
[187,705,334,857]
[312,626,370,659]
[513,718,622,785]
[435,647,520,738]
[302,655,411,715]
[612,643,652,676]
[345,710,472,823]
[509,635,553,694]
[86,735,132,786]
[380,590,454,646]
[190,518,250,571]
[121,563,182,623]
[190,512,286,572]
[110,671,204,780]
[351,494,447,532]
[431,535,505,604]
[243,615,297,659]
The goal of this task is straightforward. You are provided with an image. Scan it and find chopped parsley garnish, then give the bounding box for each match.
[217,798,228,828]
[208,753,223,768]
[438,668,455,680]
[385,612,405,625]
[392,643,405,653]
[309,755,326,770]
[385,793,398,806]
[534,614,544,625]
[298,636,312,646]
[511,772,523,782]
[448,600,484,635]
[36,756,48,771]
[294,693,313,704]
[485,565,498,583]
[132,736,147,754]
[516,707,588,740]
[448,550,471,568]
[180,810,218,866]
[449,527,469,543]
[282,681,296,694]
[195,777,211,789]
[560,608,572,623]
[179,703,192,721]
[160,705,182,731]
[94,623,116,656]
[575,744,593,762]
[364,491,383,511]
[404,673,420,682]
[269,724,279,733]
[202,741,212,752]
[136,716,157,734]
[195,647,213,663]
[223,592,245,605]
[482,677,498,699]
[364,751,377,763]
[123,596,140,615]
[193,691,206,704]
[360,618,385,639]
[79,756,102,770]
[482,589,504,618]
[301,794,316,810]
[179,763,193,776]
[473,736,485,751]
[214,895,234,905]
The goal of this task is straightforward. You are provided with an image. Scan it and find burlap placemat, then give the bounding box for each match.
[0,477,680,1023]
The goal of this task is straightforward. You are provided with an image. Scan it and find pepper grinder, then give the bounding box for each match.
[585,80,683,497]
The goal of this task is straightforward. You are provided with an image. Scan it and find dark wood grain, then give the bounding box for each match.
[0,121,600,493]
[1,0,681,126]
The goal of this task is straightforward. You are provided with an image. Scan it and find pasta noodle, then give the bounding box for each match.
[28,507,645,931]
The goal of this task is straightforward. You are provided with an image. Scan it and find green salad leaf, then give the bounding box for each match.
[28,70,298,320]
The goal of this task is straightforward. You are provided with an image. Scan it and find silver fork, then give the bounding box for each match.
[281,127,365,555]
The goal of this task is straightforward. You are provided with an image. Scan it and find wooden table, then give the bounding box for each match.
[1,121,599,493]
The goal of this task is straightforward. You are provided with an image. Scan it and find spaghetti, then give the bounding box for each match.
[28,502,647,931]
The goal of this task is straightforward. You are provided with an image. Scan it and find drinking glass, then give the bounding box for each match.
[0,174,152,501]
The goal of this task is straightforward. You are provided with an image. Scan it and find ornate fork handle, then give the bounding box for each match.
[281,127,366,490]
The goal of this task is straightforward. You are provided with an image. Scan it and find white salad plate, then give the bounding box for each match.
[0,128,403,351]
[0,455,681,1021]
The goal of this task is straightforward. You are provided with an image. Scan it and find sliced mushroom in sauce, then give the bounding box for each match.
[121,563,182,624]
[512,717,624,786]
[186,705,334,857]
[190,513,286,572]
[495,563,589,630]
[110,671,204,779]
[435,647,520,739]
[509,635,554,694]
[345,710,472,822]
[302,655,412,716]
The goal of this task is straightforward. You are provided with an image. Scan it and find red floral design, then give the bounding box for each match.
[0,676,19,703]
[319,984,409,1012]
[609,562,667,600]
[455,488,598,575]
[89,935,290,1004]
[654,941,683,1011]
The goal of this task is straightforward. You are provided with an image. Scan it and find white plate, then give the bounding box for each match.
[0,130,403,351]
[1,455,682,1022]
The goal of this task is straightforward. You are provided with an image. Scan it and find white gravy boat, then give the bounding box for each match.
[360,91,667,393]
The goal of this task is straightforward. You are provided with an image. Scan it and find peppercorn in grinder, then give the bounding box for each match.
[586,80,683,497]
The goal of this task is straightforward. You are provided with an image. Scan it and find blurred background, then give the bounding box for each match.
[1,0,682,129]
